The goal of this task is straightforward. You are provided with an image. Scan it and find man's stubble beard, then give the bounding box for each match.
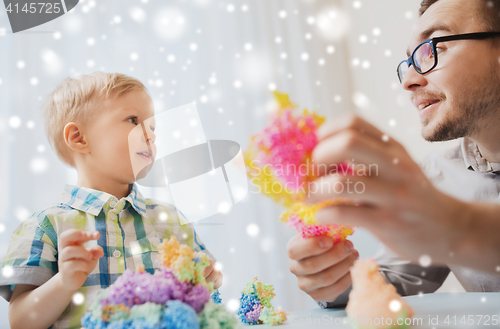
[422,65,500,142]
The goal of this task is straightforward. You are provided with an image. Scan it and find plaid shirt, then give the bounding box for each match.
[0,182,213,329]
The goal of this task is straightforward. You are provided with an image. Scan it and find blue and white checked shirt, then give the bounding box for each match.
[0,182,213,329]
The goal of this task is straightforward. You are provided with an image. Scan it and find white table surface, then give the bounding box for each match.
[242,293,500,328]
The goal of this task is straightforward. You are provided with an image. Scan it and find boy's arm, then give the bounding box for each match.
[8,274,76,329]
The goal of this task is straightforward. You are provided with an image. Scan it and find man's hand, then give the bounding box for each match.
[287,235,358,302]
[203,258,223,289]
[58,229,104,292]
[308,114,469,266]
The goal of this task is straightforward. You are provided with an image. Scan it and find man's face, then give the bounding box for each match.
[85,90,157,183]
[402,0,500,142]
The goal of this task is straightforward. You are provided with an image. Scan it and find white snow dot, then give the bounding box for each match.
[247,224,259,236]
[279,10,287,18]
[200,95,208,103]
[113,15,122,24]
[30,77,39,86]
[87,37,95,46]
[405,11,414,19]
[353,1,362,9]
[301,53,309,61]
[15,207,30,221]
[275,36,282,44]
[189,43,198,51]
[17,61,25,69]
[72,292,85,305]
[0,223,5,233]
[280,52,287,59]
[167,55,176,63]
[359,35,368,43]
[241,5,248,11]
[214,262,223,271]
[385,49,392,57]
[389,119,397,127]
[9,116,21,129]
[244,43,253,51]
[87,60,95,68]
[326,46,335,54]
[318,58,325,66]
[373,28,381,36]
[31,157,49,173]
[2,266,13,278]
[352,58,360,67]
[419,255,432,267]
[53,32,61,40]
[382,134,390,142]
[268,83,276,91]
[389,300,401,312]
[334,95,342,103]
[130,53,139,61]
[227,299,239,312]
[227,4,235,12]
[233,80,242,88]
[159,212,168,222]
[218,202,231,214]
[362,60,370,69]
[305,33,312,40]
[481,296,487,303]
[26,121,35,129]
[209,76,217,85]
[307,16,315,25]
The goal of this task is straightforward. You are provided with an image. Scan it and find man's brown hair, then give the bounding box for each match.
[419,0,500,32]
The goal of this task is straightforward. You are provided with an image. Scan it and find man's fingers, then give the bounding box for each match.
[59,245,93,263]
[214,272,223,289]
[308,271,353,302]
[306,173,390,206]
[290,241,354,276]
[60,229,100,249]
[297,251,358,293]
[287,235,334,261]
[90,246,104,260]
[312,129,396,177]
[206,269,219,283]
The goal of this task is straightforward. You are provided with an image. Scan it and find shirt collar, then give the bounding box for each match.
[461,137,500,174]
[60,182,148,218]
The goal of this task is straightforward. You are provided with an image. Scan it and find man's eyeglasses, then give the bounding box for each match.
[397,32,500,83]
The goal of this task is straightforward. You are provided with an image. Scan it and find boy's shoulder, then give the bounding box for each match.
[143,198,186,223]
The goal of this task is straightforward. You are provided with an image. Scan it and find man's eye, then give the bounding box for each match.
[436,47,445,54]
[150,126,156,133]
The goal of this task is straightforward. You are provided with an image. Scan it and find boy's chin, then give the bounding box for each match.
[134,164,153,181]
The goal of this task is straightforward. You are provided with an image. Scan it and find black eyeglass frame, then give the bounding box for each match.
[397,31,500,83]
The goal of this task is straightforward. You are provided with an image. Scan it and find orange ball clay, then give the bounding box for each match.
[346,259,415,329]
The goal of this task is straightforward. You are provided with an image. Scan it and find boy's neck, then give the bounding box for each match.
[76,176,133,200]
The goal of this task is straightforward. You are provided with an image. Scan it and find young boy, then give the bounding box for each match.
[0,72,223,329]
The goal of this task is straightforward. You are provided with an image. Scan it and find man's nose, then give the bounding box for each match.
[402,65,428,91]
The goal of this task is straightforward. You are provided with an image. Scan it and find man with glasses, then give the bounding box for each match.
[286,0,500,308]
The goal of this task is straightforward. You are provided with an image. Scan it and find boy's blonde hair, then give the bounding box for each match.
[41,71,148,168]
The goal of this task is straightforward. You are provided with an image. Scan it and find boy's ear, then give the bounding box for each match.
[64,122,88,153]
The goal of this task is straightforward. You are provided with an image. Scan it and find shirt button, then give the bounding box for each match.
[153,240,159,248]
[110,213,117,221]
[113,250,121,258]
[110,201,117,208]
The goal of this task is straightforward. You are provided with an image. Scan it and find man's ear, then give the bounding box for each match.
[64,122,88,153]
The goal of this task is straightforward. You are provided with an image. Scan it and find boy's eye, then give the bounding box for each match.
[127,117,138,124]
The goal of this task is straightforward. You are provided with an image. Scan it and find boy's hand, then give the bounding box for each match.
[287,235,358,302]
[58,229,104,292]
[203,258,223,289]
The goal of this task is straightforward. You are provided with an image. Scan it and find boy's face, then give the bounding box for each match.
[84,90,157,184]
